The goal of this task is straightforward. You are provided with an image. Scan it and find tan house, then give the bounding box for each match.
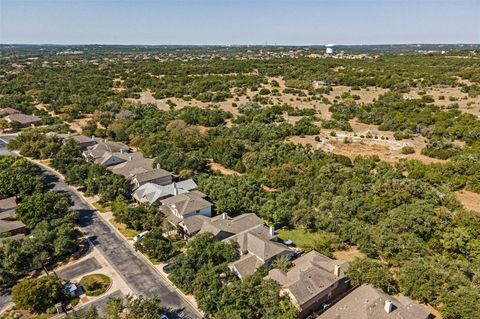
[318,284,431,319]
[266,250,349,318]
[108,158,173,189]
[82,140,130,164]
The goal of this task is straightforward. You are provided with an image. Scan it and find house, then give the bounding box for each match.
[161,192,213,227]
[71,135,97,150]
[194,212,266,240]
[4,113,41,126]
[181,212,295,279]
[318,284,431,319]
[108,158,173,189]
[82,140,129,164]
[131,168,173,189]
[133,179,197,205]
[46,132,97,150]
[227,224,294,279]
[266,250,350,318]
[0,108,21,116]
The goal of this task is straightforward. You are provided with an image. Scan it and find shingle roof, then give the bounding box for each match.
[108,157,154,177]
[229,253,264,278]
[5,113,41,124]
[198,213,264,239]
[0,108,20,115]
[134,182,189,205]
[267,251,348,307]
[0,197,16,220]
[318,284,431,319]
[161,192,213,217]
[133,168,173,184]
[0,219,26,233]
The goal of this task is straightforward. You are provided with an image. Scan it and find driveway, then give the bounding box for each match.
[56,257,102,281]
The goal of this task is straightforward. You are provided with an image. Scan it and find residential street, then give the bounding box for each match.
[0,137,201,319]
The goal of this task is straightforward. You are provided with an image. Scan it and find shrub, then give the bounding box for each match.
[79,274,111,296]
[401,146,415,154]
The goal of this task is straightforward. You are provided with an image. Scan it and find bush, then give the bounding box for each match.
[12,276,65,314]
[79,274,111,296]
[401,146,415,154]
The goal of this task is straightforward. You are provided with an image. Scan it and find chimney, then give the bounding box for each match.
[334,264,341,277]
[222,213,227,220]
[91,135,95,141]
[269,225,275,237]
[384,300,394,314]
[173,182,178,196]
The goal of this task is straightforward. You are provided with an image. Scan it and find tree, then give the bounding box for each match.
[134,228,176,261]
[15,191,74,229]
[124,296,161,319]
[440,287,480,319]
[347,257,397,293]
[12,276,65,313]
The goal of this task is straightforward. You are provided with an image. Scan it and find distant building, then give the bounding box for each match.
[4,113,41,127]
[325,44,335,55]
[318,284,431,319]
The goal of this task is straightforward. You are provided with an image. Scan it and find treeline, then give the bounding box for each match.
[8,134,129,203]
[0,156,80,288]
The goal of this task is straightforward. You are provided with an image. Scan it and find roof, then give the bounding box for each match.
[175,179,198,191]
[84,140,129,158]
[229,253,264,279]
[94,151,143,166]
[0,219,26,233]
[267,251,348,307]
[161,192,213,217]
[318,284,431,319]
[0,108,21,115]
[133,168,173,184]
[0,197,16,212]
[180,215,211,235]
[72,135,96,144]
[198,213,264,239]
[0,197,17,220]
[229,227,291,262]
[108,157,155,177]
[134,182,189,205]
[5,113,41,124]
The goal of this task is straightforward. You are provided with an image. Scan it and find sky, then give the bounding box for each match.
[0,0,479,45]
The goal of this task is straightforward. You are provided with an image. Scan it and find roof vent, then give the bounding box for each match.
[384,300,394,314]
[334,264,341,277]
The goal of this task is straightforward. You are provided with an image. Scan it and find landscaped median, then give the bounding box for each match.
[79,274,112,297]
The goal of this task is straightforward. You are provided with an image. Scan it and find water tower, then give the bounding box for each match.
[325,44,335,54]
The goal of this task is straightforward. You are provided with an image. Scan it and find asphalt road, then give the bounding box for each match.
[55,257,102,281]
[0,137,201,319]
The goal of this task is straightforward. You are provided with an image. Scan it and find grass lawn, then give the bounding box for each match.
[277,228,345,254]
[93,202,111,213]
[110,218,138,240]
[79,274,111,297]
